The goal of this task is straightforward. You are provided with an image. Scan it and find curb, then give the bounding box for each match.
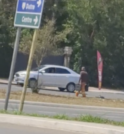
[0,114,124,134]
[0,99,124,111]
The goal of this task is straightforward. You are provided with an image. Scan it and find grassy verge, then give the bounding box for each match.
[0,90,124,108]
[0,89,124,108]
[0,110,124,127]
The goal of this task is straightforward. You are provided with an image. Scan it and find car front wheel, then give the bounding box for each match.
[29,79,38,93]
[67,83,75,93]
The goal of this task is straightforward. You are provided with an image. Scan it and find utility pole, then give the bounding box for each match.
[19,30,38,112]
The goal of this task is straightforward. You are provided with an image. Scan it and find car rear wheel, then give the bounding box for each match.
[67,83,75,93]
[58,88,65,92]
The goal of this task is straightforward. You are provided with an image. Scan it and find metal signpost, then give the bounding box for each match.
[4,27,21,110]
[4,0,45,111]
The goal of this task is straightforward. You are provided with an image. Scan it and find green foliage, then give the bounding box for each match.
[0,1,15,78]
[61,0,124,88]
[0,0,124,87]
[20,19,71,66]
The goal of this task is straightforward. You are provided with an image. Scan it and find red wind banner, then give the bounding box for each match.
[97,51,103,90]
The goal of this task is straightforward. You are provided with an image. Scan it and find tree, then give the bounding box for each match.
[62,0,124,87]
[0,1,16,78]
[20,19,71,66]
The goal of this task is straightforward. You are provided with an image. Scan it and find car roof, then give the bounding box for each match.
[44,64,67,69]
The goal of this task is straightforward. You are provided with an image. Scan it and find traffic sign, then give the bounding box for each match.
[14,0,44,29]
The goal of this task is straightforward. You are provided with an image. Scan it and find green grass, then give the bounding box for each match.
[0,110,124,127]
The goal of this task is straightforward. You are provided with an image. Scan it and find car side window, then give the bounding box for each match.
[44,67,56,73]
[55,68,70,74]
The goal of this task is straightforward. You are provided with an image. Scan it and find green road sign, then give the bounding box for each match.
[14,0,44,29]
[14,13,40,28]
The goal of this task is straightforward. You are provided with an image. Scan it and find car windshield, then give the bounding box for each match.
[32,65,46,71]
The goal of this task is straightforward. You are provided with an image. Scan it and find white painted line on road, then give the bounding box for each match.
[0,99,124,111]
[22,104,124,114]
[4,99,124,110]
[1,102,124,115]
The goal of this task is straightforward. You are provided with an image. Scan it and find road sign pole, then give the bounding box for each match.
[19,29,38,112]
[4,27,21,111]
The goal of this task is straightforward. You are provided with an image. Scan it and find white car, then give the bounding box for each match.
[14,65,80,92]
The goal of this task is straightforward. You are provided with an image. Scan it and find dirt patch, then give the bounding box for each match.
[1,90,124,108]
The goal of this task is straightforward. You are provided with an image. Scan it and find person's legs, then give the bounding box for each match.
[81,82,86,97]
[77,87,81,96]
[75,84,81,97]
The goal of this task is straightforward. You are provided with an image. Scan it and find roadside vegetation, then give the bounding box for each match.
[0,110,124,127]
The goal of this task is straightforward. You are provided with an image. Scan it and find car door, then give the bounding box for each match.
[38,67,57,87]
[54,67,71,88]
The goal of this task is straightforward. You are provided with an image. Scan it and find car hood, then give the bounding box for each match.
[15,70,38,75]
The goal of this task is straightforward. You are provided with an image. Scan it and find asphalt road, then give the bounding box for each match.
[0,84,124,100]
[0,123,78,134]
[0,100,124,122]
